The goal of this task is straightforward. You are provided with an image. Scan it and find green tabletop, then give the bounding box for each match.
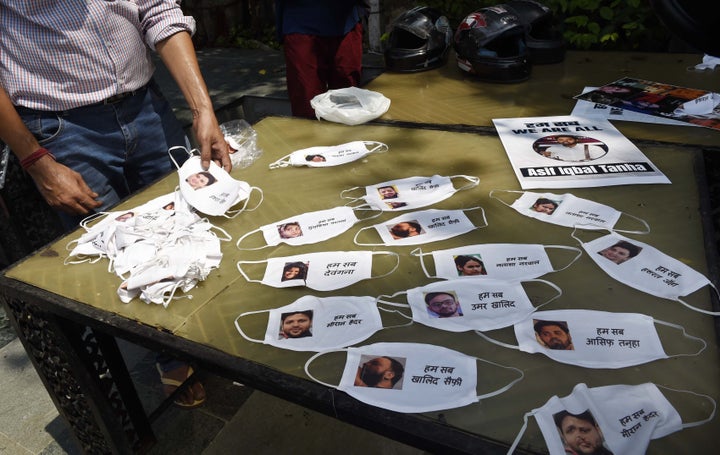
[5,116,718,453]
[365,50,720,147]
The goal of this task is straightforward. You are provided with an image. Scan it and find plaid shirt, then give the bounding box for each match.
[0,0,195,111]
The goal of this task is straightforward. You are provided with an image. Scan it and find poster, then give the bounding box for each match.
[573,77,720,131]
[492,115,671,189]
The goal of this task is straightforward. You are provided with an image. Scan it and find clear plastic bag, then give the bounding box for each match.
[220,119,263,168]
[310,87,391,126]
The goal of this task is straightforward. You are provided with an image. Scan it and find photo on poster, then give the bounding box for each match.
[492,115,670,189]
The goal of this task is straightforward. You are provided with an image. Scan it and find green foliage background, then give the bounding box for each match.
[416,0,673,51]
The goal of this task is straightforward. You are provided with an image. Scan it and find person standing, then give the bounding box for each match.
[275,0,368,117]
[0,0,232,409]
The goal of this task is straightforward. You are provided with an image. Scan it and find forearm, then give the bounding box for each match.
[0,85,42,160]
[155,31,213,120]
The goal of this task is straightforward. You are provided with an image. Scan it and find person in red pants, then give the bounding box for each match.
[275,0,368,118]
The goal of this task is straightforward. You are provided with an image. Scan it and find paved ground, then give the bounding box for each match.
[0,47,420,455]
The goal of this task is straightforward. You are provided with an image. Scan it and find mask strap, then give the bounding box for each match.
[656,384,717,429]
[613,211,650,235]
[235,227,270,251]
[167,145,194,170]
[449,174,480,191]
[223,186,264,219]
[304,349,347,388]
[268,152,292,169]
[375,291,413,323]
[159,280,191,308]
[474,356,524,401]
[353,225,383,247]
[409,247,436,279]
[544,245,583,273]
[78,211,112,231]
[339,185,362,201]
[377,306,414,328]
[507,410,537,454]
[526,278,563,310]
[475,330,520,350]
[364,141,388,155]
[208,223,232,242]
[371,251,400,279]
[353,204,383,220]
[676,287,720,316]
[64,255,104,266]
[234,310,270,344]
[236,260,267,284]
[465,206,489,229]
[653,318,707,358]
[488,189,523,208]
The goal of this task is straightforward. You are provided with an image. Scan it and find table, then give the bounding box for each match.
[2,51,720,454]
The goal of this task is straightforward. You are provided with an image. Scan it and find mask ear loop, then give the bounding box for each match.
[611,211,650,235]
[364,141,388,155]
[473,356,524,402]
[371,251,400,279]
[234,310,270,343]
[466,206,489,230]
[488,189,523,208]
[475,330,521,350]
[340,186,362,203]
[236,260,267,284]
[449,174,480,192]
[223,186,264,219]
[676,285,720,316]
[304,349,347,388]
[167,145,195,170]
[507,409,537,454]
[653,319,707,357]
[353,225,383,247]
[656,385,717,430]
[409,247,436,279]
[375,292,414,326]
[544,245,584,273]
[524,278,563,312]
[235,227,269,251]
[352,203,383,220]
[268,153,292,169]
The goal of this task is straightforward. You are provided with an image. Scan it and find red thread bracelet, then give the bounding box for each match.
[20,147,55,171]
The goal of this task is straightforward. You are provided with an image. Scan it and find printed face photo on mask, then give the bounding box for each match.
[278,222,303,239]
[281,261,308,281]
[377,185,399,199]
[162,202,175,210]
[186,171,217,190]
[597,241,642,265]
[534,319,574,351]
[385,201,408,209]
[424,291,464,318]
[115,211,135,222]
[279,310,313,339]
[354,355,406,390]
[531,197,561,215]
[554,409,614,455]
[454,254,487,276]
[305,154,326,163]
[388,220,424,239]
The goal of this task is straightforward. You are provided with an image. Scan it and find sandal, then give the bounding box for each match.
[156,363,206,409]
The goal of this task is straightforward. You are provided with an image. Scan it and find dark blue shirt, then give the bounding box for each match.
[276,0,366,38]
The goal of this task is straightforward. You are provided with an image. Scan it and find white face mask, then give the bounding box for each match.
[170,147,263,218]
[305,342,524,413]
[236,205,378,250]
[491,190,649,234]
[509,382,716,455]
[234,296,408,352]
[411,243,582,280]
[236,250,399,291]
[478,309,705,369]
[268,141,388,169]
[341,175,479,211]
[354,207,487,247]
[574,230,720,316]
[378,278,561,332]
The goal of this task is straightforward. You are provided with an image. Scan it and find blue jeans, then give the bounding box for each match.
[17,80,189,230]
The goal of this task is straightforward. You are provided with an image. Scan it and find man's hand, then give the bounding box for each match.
[193,109,232,172]
[27,156,101,215]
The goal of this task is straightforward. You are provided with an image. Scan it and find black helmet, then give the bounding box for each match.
[505,0,565,64]
[384,6,453,73]
[454,6,530,83]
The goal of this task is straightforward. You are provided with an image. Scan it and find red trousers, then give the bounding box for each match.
[283,22,363,118]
